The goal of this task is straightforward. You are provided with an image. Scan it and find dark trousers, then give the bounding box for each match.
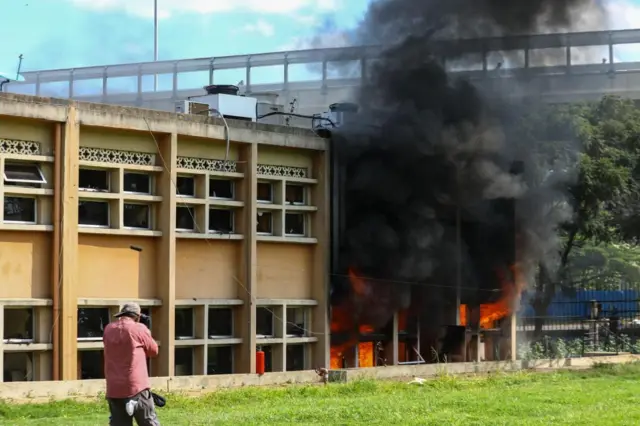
[108,389,160,426]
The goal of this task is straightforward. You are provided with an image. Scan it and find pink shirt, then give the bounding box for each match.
[103,317,159,398]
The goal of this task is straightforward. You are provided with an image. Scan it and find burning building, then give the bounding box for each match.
[326,0,605,368]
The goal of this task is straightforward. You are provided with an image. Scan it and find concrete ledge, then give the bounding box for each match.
[1,355,638,403]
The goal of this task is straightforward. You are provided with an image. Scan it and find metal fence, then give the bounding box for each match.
[516,288,640,357]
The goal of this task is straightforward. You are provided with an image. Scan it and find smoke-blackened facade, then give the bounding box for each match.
[329,0,605,366]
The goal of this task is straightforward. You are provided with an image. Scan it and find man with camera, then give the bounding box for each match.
[103,302,160,425]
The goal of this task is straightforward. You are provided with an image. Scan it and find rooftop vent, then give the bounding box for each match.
[204,84,239,96]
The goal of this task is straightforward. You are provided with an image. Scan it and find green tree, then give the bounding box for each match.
[521,96,640,335]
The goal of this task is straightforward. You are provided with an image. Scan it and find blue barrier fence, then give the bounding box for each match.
[519,290,640,318]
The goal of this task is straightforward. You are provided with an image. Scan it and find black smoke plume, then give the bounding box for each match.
[332,0,605,329]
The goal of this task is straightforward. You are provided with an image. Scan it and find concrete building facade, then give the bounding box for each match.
[0,93,330,382]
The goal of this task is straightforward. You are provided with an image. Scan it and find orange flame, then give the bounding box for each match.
[478,264,525,329]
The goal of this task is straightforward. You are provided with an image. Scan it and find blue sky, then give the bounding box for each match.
[1,0,640,96]
[0,0,369,73]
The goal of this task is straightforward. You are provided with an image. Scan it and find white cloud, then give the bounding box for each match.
[68,0,338,19]
[240,20,275,37]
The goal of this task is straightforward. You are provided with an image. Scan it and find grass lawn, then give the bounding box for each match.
[2,363,640,425]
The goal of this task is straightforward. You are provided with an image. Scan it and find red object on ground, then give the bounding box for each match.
[256,350,265,375]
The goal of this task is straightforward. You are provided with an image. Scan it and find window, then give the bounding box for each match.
[79,350,104,379]
[209,179,233,199]
[207,346,233,375]
[208,308,233,338]
[285,213,305,236]
[286,308,306,337]
[77,308,110,340]
[3,353,34,382]
[124,204,150,229]
[78,200,110,227]
[175,308,195,339]
[175,347,194,376]
[287,344,305,371]
[79,168,110,192]
[257,211,272,235]
[176,176,195,197]
[3,308,34,343]
[256,307,274,337]
[257,182,273,203]
[3,163,46,187]
[285,184,305,205]
[3,197,36,223]
[209,209,233,233]
[176,206,195,231]
[123,172,151,194]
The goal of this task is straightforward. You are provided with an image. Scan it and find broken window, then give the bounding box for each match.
[209,208,233,233]
[209,179,234,199]
[256,211,272,234]
[3,308,34,343]
[3,162,46,187]
[174,347,194,376]
[79,350,104,379]
[78,200,110,227]
[123,172,151,194]
[286,308,306,337]
[286,344,305,371]
[257,182,273,203]
[3,197,36,223]
[285,213,305,236]
[3,352,34,382]
[176,176,195,197]
[77,308,110,340]
[176,206,195,231]
[256,307,274,337]
[207,345,233,375]
[124,203,150,229]
[175,308,195,339]
[208,307,233,338]
[79,168,110,192]
[285,184,305,205]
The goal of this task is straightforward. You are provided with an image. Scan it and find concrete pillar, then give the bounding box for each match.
[383,312,399,365]
[194,306,206,375]
[154,132,177,376]
[237,143,257,373]
[60,105,80,380]
[311,151,330,368]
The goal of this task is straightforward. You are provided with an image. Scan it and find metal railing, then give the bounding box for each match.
[5,28,640,101]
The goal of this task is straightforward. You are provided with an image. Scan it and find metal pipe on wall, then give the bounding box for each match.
[52,123,62,381]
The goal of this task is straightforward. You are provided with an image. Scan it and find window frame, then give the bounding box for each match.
[256,211,273,236]
[176,175,196,198]
[284,212,306,237]
[285,183,306,205]
[175,205,196,232]
[78,200,111,228]
[209,178,234,200]
[257,181,274,204]
[123,203,151,230]
[77,307,111,341]
[78,167,111,192]
[3,307,35,344]
[123,171,152,195]
[175,307,196,339]
[256,307,274,338]
[208,208,234,234]
[3,196,37,224]
[207,307,234,339]
[3,162,46,185]
[206,345,234,375]
[286,307,307,337]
